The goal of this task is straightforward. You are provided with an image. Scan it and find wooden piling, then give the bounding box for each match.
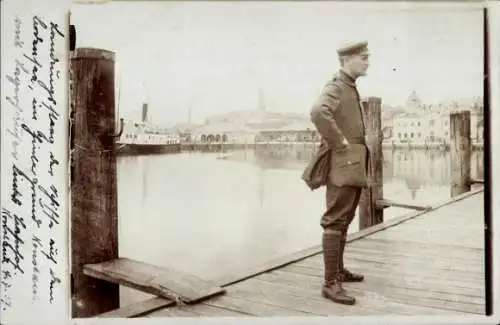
[450,110,472,197]
[70,48,120,317]
[359,97,384,230]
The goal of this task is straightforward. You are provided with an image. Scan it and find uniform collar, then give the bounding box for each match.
[335,69,357,87]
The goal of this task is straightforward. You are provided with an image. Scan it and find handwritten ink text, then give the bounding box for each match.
[1,208,26,274]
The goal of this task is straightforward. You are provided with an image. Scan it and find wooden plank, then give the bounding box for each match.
[294,242,485,264]
[282,264,484,299]
[283,260,484,296]
[412,214,483,226]
[243,276,451,316]
[98,297,175,318]
[296,261,485,297]
[253,274,458,316]
[390,219,483,231]
[367,230,484,246]
[84,258,225,304]
[269,270,484,314]
[350,281,485,314]
[212,244,323,287]
[293,257,485,283]
[391,209,483,224]
[256,271,468,315]
[342,254,484,275]
[300,254,484,278]
[100,189,484,317]
[349,188,483,246]
[398,221,484,232]
[285,263,485,289]
[229,277,383,316]
[228,282,334,316]
[346,266,485,298]
[415,195,483,212]
[391,209,483,223]
[367,231,483,249]
[148,302,247,317]
[184,303,249,317]
[202,294,310,316]
[145,305,200,317]
[346,243,484,264]
[384,223,483,235]
[404,215,484,226]
[376,199,432,211]
[348,237,484,259]
[428,196,484,214]
[342,251,481,274]
[353,282,485,315]
[349,235,484,252]
[405,216,483,228]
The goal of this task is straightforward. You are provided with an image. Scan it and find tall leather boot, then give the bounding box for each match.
[338,230,364,282]
[321,229,356,305]
[339,230,346,270]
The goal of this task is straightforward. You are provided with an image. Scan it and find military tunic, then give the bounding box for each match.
[310,69,366,231]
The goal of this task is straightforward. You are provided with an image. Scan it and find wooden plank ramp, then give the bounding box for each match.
[84,258,225,304]
[99,188,485,317]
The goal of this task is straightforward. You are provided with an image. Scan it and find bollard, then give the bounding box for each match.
[70,48,120,317]
[450,110,472,197]
[359,97,384,230]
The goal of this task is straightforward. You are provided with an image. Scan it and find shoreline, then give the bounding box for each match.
[115,141,484,156]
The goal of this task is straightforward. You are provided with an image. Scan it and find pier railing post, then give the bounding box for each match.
[359,97,384,230]
[450,110,472,197]
[70,48,120,317]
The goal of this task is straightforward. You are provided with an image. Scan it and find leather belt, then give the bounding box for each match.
[347,137,366,145]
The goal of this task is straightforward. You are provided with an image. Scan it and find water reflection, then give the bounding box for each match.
[229,146,483,186]
[116,146,483,305]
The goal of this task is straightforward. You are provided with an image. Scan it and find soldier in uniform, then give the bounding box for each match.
[310,41,370,305]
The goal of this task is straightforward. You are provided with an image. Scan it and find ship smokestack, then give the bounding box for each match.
[142,103,148,123]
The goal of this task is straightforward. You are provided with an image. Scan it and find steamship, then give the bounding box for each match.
[116,103,181,155]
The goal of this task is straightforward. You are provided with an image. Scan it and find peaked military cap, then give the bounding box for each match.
[337,41,369,56]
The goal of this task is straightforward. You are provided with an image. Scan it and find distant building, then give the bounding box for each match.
[470,102,484,143]
[191,122,257,144]
[389,91,483,147]
[169,122,202,144]
[406,90,423,111]
[257,120,319,143]
[202,88,308,132]
[392,112,450,146]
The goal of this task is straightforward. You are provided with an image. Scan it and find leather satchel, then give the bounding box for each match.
[301,143,331,190]
[329,143,368,188]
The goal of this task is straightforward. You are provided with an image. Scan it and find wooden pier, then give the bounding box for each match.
[69,47,488,318]
[98,187,484,317]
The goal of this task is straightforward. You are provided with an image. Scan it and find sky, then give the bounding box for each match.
[70,1,484,125]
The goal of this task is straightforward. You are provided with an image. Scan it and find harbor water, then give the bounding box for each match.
[116,147,484,306]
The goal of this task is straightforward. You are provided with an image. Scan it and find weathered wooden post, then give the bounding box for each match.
[359,97,384,230]
[450,110,471,197]
[71,48,120,317]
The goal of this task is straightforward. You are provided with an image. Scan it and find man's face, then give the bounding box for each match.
[345,52,370,77]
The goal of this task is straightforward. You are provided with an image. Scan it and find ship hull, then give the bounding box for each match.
[116,143,182,156]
